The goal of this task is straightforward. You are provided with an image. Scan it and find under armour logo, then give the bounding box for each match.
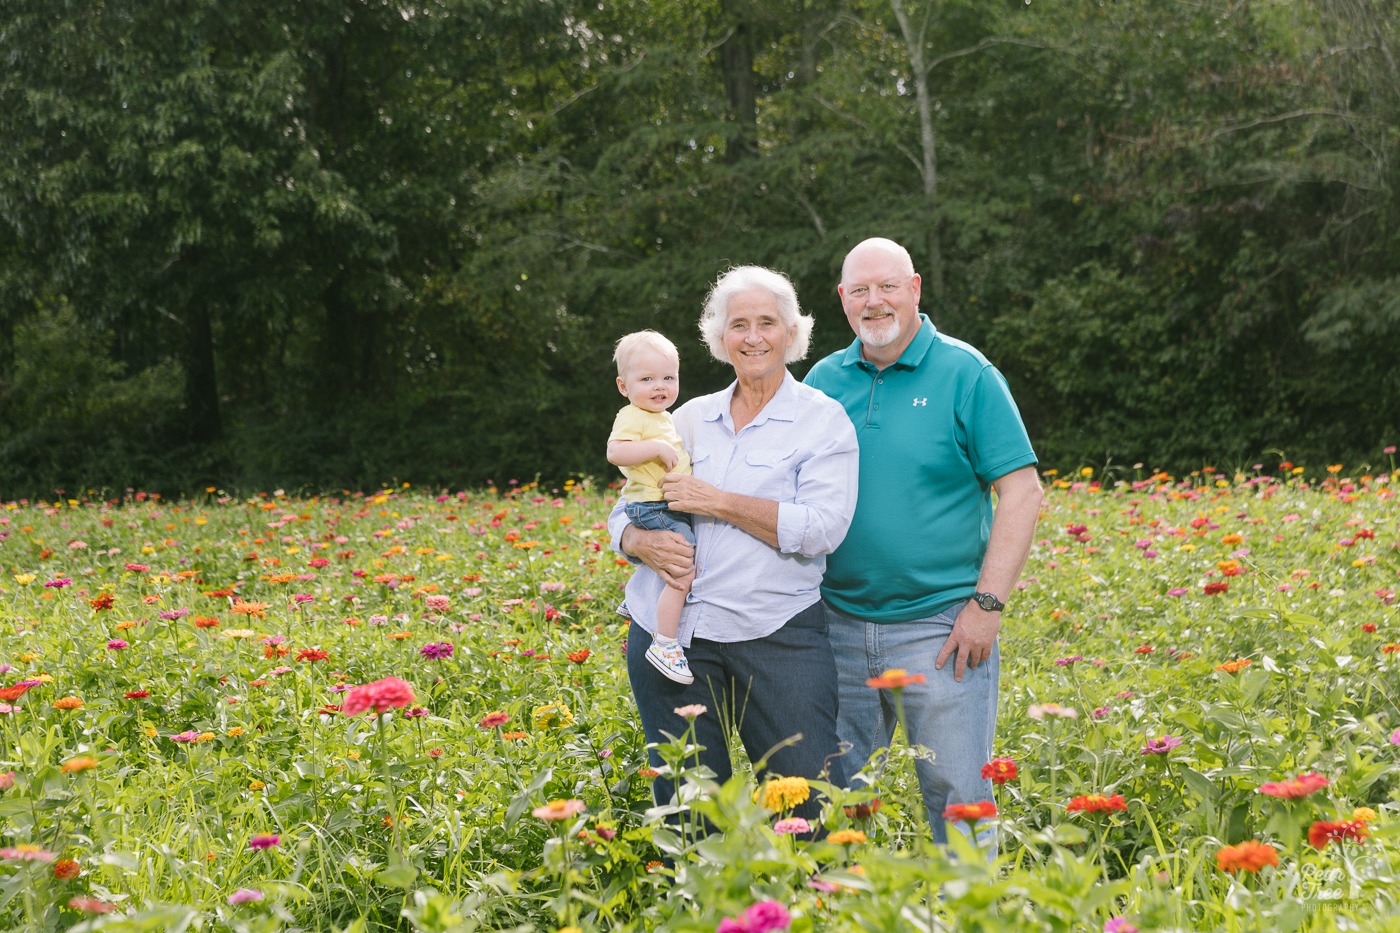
[912,397,928,406]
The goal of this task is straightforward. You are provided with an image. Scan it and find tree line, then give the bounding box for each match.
[2,0,1396,497]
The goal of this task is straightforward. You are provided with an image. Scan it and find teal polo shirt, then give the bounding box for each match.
[803,315,1036,622]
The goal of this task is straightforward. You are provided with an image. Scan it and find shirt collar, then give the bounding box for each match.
[839,314,938,371]
[698,371,801,427]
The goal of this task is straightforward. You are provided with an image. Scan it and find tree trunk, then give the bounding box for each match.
[887,0,945,300]
[718,0,759,163]
[183,290,222,443]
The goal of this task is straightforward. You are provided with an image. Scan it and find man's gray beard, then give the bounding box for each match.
[858,318,899,349]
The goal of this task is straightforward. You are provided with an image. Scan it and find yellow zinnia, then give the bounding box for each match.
[761,776,811,811]
[532,702,575,731]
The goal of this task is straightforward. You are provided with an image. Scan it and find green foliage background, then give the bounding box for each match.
[2,0,1397,496]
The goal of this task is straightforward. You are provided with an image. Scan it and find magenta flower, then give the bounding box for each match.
[169,730,201,743]
[717,900,792,933]
[419,642,454,660]
[106,639,129,651]
[1141,735,1183,756]
[1104,919,1140,933]
[1054,656,1083,667]
[227,888,264,905]
[248,835,280,850]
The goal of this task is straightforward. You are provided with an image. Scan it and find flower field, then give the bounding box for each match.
[1,461,1397,932]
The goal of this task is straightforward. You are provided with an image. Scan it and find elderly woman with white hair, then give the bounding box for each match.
[609,264,858,831]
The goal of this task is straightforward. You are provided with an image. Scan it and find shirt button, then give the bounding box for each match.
[877,379,883,385]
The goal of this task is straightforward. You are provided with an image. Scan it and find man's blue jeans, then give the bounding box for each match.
[626,603,846,828]
[824,600,999,849]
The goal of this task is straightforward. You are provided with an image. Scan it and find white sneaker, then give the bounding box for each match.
[646,640,694,684]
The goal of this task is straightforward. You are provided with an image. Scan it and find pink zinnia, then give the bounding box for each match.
[0,845,55,862]
[419,642,454,659]
[717,900,792,933]
[744,901,792,933]
[772,817,811,835]
[1140,735,1183,756]
[248,835,280,850]
[425,595,451,612]
[106,639,129,651]
[228,888,264,905]
[532,799,586,821]
[341,676,416,716]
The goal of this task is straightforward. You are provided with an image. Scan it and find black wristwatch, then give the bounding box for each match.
[971,592,1005,613]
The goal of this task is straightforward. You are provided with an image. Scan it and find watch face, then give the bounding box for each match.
[975,593,1003,611]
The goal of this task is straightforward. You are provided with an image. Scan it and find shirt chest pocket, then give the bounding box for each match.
[741,445,800,499]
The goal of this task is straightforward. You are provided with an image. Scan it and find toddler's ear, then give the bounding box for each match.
[616,376,629,397]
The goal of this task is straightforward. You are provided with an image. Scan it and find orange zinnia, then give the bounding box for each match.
[53,697,84,710]
[230,600,269,618]
[1216,840,1278,873]
[1215,658,1252,674]
[866,668,927,689]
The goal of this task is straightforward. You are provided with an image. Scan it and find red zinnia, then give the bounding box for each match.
[843,798,883,820]
[297,648,329,663]
[981,757,1018,784]
[1067,793,1128,813]
[1308,819,1368,849]
[0,684,35,702]
[567,649,591,664]
[478,711,510,730]
[1258,772,1329,800]
[123,690,149,699]
[943,801,998,823]
[1203,582,1229,596]
[340,676,415,716]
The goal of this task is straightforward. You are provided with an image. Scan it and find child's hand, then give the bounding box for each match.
[654,443,679,471]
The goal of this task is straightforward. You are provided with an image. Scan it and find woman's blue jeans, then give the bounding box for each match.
[626,602,846,828]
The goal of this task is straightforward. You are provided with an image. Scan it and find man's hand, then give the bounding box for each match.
[620,523,694,590]
[935,603,1000,682]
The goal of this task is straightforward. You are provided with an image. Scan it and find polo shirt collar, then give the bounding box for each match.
[840,314,938,371]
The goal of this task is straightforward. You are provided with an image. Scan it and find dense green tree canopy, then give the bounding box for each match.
[2,0,1396,496]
